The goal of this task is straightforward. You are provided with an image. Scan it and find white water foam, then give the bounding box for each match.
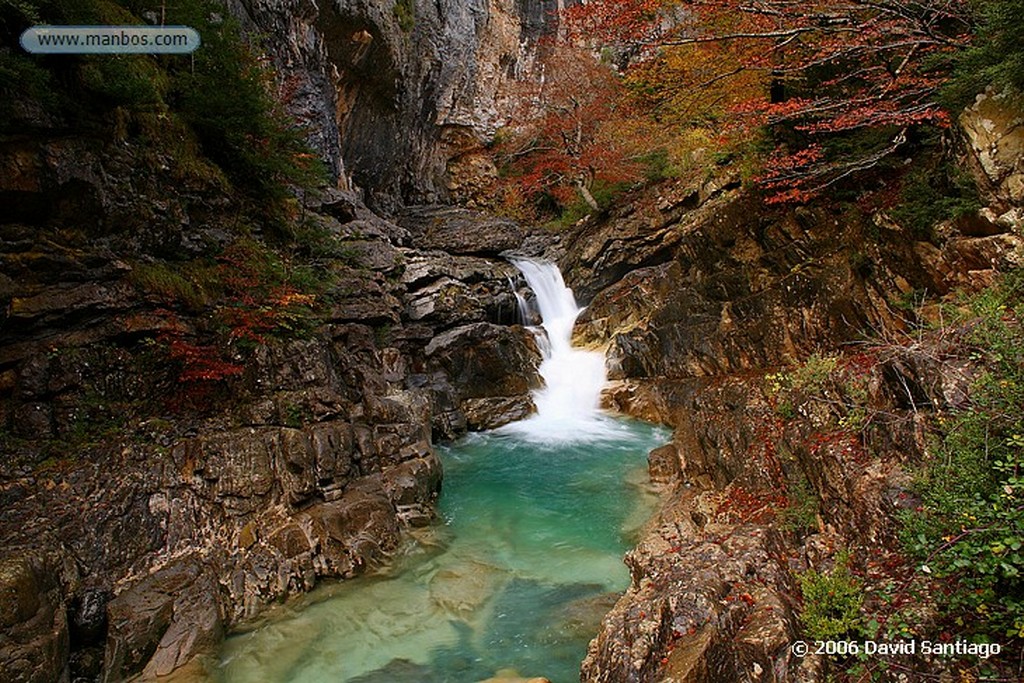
[499,259,629,444]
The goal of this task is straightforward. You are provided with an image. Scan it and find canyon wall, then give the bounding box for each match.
[231,0,567,211]
[556,123,1023,681]
[0,110,545,683]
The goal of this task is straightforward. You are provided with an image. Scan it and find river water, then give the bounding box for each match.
[217,261,666,682]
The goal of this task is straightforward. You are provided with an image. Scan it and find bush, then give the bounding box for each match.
[393,0,414,32]
[130,262,207,309]
[944,0,1024,109]
[902,270,1024,639]
[1,0,325,218]
[799,551,865,640]
[166,0,326,211]
[889,155,981,238]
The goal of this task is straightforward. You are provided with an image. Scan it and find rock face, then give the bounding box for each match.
[556,176,1024,682]
[233,0,564,210]
[0,553,72,683]
[960,87,1024,221]
[0,116,546,680]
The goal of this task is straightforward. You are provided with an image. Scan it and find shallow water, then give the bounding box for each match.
[217,418,666,683]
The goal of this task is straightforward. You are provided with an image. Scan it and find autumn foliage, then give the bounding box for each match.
[493,45,656,218]
[565,0,975,201]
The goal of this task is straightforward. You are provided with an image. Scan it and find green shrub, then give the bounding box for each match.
[393,0,414,32]
[889,156,981,238]
[166,0,326,211]
[780,475,820,533]
[944,0,1024,109]
[902,270,1024,639]
[1,0,325,219]
[799,551,865,640]
[130,262,207,309]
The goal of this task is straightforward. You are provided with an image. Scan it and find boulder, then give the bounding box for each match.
[581,521,797,683]
[425,323,541,399]
[461,396,535,430]
[398,206,525,256]
[103,560,222,682]
[960,87,1024,210]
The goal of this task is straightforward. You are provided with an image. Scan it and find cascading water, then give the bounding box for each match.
[501,259,625,443]
[217,260,667,683]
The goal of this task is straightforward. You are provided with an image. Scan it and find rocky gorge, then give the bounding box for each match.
[2,0,1024,682]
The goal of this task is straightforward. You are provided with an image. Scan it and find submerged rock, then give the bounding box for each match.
[477,669,552,683]
[428,559,507,619]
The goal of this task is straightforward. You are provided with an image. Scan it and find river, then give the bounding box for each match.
[217,261,667,682]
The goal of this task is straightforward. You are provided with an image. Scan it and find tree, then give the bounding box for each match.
[495,45,652,217]
[566,0,975,201]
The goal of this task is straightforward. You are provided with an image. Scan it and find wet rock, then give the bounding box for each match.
[0,551,70,683]
[558,592,622,640]
[477,670,551,683]
[429,560,507,618]
[102,560,222,682]
[647,444,682,484]
[195,430,277,515]
[69,588,111,647]
[425,323,541,400]
[461,396,536,430]
[401,249,523,329]
[382,453,443,508]
[349,658,437,683]
[304,482,402,577]
[573,196,930,381]
[581,519,797,683]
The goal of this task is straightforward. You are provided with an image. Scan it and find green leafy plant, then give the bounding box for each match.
[901,270,1024,639]
[799,551,865,640]
[393,0,414,32]
[780,475,820,534]
[944,0,1024,109]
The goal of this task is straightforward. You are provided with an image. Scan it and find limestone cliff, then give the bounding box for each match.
[231,0,566,211]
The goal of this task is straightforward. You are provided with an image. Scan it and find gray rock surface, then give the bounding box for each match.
[232,0,564,210]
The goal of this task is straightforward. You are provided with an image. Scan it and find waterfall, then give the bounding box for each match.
[502,259,626,444]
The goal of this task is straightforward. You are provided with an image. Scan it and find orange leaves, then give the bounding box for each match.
[564,0,665,45]
[166,338,244,383]
[716,485,788,524]
[566,0,974,202]
[495,45,651,215]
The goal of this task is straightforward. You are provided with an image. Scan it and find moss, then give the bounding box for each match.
[393,0,415,32]
[129,261,208,309]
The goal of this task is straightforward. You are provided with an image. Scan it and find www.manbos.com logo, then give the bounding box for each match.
[20,26,201,54]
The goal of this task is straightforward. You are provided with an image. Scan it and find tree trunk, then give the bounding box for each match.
[576,179,599,210]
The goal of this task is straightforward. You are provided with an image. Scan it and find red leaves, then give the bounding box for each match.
[717,485,788,524]
[566,0,973,202]
[166,338,244,383]
[496,45,651,214]
[564,0,664,45]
